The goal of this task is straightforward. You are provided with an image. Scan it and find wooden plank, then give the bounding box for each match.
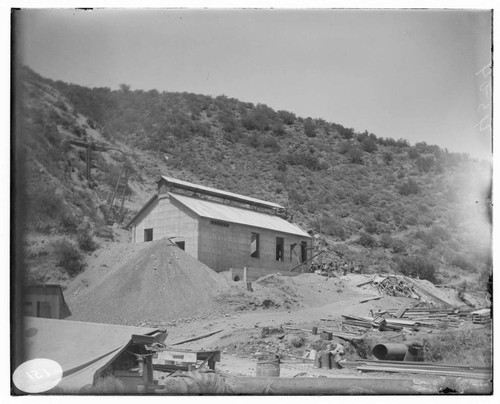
[156,350,198,363]
[395,302,413,318]
[359,296,382,304]
[170,329,224,346]
[356,365,492,380]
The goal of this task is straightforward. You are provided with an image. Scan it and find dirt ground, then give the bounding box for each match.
[64,237,492,393]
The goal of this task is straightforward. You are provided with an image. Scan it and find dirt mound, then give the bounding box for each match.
[66,238,229,325]
[212,273,364,312]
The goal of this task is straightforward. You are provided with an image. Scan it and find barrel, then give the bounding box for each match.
[372,343,408,361]
[256,360,280,377]
[320,352,331,369]
[404,343,424,361]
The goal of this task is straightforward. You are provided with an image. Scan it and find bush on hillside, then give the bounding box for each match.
[303,117,316,138]
[52,239,85,276]
[277,110,296,125]
[361,137,377,153]
[382,151,393,164]
[398,255,437,283]
[357,231,377,247]
[347,147,363,164]
[77,228,98,253]
[408,148,420,159]
[416,156,435,173]
[337,140,352,154]
[398,178,420,196]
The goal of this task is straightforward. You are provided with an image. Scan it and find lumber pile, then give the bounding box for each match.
[471,308,492,324]
[385,306,480,329]
[356,274,454,307]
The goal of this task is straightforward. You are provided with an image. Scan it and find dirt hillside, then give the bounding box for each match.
[66,238,229,325]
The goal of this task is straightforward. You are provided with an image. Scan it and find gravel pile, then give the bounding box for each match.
[67,238,229,325]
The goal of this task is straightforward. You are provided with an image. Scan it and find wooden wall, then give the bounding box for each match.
[24,289,62,319]
[198,218,310,272]
[131,195,199,259]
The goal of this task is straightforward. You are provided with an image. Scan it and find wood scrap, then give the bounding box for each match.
[170,329,224,346]
[359,296,382,304]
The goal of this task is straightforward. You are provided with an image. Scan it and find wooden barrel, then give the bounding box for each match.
[256,360,280,377]
[404,343,424,361]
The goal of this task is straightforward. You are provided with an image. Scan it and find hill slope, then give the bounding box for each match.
[14,66,492,289]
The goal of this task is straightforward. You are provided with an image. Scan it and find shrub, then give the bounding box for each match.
[380,233,393,249]
[277,110,296,125]
[77,229,98,252]
[303,117,316,137]
[337,140,352,154]
[398,179,420,196]
[361,137,377,153]
[408,148,420,159]
[364,220,378,234]
[449,253,476,272]
[357,231,376,247]
[398,255,437,283]
[416,156,434,172]
[347,147,363,164]
[352,192,370,206]
[52,239,85,276]
[382,151,393,164]
[423,328,492,366]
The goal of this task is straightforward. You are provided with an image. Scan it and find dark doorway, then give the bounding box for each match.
[175,241,185,250]
[276,237,284,261]
[144,228,153,242]
[301,241,307,263]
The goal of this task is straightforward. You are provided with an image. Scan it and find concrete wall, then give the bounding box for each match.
[198,218,310,272]
[131,195,199,259]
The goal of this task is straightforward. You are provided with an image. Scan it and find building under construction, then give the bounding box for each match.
[127,176,311,273]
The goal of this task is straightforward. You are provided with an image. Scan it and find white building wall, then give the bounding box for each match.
[132,195,199,258]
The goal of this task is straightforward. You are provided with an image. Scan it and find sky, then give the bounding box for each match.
[13,8,493,160]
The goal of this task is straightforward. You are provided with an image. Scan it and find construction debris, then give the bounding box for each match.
[471,308,491,324]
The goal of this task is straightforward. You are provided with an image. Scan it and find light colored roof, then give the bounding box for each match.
[170,193,310,238]
[22,317,158,390]
[160,175,284,210]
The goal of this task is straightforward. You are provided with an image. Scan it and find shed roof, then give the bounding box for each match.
[160,175,284,210]
[170,193,310,237]
[21,317,159,390]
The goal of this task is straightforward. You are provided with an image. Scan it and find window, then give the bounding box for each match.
[276,237,284,261]
[301,241,308,263]
[144,228,153,242]
[175,241,185,250]
[250,233,260,258]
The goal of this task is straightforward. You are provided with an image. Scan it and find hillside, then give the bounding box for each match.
[13,66,492,289]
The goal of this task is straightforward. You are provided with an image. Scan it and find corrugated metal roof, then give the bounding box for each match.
[170,193,310,238]
[160,176,284,210]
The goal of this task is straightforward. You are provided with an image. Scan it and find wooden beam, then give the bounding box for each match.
[170,329,224,346]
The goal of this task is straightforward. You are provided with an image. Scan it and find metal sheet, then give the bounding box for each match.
[21,317,158,390]
[170,193,310,237]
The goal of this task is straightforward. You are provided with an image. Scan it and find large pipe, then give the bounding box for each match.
[372,343,408,361]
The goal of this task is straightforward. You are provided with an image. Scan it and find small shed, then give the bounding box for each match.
[127,176,312,273]
[24,284,71,319]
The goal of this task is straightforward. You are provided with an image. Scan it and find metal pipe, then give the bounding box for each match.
[372,343,408,361]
